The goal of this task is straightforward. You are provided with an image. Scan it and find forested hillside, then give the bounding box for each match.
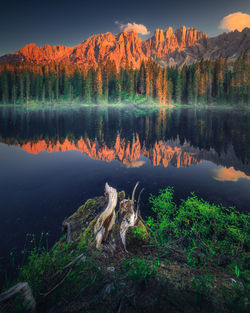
[0,51,249,105]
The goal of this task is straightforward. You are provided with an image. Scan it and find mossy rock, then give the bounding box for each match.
[80,215,99,246]
[63,196,107,241]
[62,190,125,243]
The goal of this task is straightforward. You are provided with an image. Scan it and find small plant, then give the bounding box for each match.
[123,257,159,286]
[185,248,198,268]
[131,224,148,241]
[191,273,215,294]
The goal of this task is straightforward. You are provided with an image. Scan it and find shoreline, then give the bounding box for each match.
[1,185,249,313]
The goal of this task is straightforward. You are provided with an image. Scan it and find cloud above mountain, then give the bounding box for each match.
[116,21,150,35]
[220,12,250,31]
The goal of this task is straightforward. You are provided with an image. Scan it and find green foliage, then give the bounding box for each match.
[191,273,215,294]
[123,257,159,286]
[12,233,101,303]
[131,224,147,241]
[147,187,249,268]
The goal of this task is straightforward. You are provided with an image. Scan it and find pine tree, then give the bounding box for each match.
[138,62,146,95]
[84,69,93,103]
[198,73,206,103]
[175,70,182,104]
[214,55,224,102]
[187,69,193,104]
[19,72,25,103]
[193,66,200,105]
[102,64,109,103]
[95,66,103,104]
[1,71,9,104]
[162,69,168,105]
[145,64,151,98]
[25,71,30,103]
[155,67,163,104]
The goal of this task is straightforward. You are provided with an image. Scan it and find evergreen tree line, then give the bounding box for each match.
[0,51,249,105]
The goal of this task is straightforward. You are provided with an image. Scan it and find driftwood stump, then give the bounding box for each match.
[63,182,145,253]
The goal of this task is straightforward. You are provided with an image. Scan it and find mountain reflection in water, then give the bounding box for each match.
[16,135,200,169]
[0,106,249,174]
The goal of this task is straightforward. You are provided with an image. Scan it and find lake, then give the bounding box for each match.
[0,105,249,275]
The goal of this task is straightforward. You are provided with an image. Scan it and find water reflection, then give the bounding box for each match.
[212,166,250,182]
[13,135,199,168]
[0,106,249,173]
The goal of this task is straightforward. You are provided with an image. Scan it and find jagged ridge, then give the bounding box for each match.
[0,27,249,68]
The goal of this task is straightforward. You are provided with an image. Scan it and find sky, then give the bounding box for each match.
[0,0,249,56]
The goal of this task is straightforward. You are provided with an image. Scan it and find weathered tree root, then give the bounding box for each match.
[94,183,118,249]
[91,182,144,252]
[0,282,36,312]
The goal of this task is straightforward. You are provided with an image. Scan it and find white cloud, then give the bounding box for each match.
[220,12,250,32]
[118,22,150,35]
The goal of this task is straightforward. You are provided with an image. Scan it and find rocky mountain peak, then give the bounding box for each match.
[0,26,248,69]
[165,27,174,38]
[142,25,207,59]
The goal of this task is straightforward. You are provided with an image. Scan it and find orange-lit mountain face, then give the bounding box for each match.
[10,31,148,69]
[0,27,207,69]
[142,26,207,59]
[1,27,250,70]
[17,134,200,169]
[1,27,249,69]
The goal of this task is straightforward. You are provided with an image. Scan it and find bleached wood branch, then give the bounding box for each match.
[40,269,72,297]
[131,181,139,203]
[62,253,84,271]
[0,282,36,312]
[94,183,118,249]
[50,253,84,280]
[119,182,140,251]
[136,188,144,219]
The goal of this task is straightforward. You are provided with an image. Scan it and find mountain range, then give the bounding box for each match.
[0,26,249,68]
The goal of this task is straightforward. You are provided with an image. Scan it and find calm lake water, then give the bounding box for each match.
[0,105,249,276]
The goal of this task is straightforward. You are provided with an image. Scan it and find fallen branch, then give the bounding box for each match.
[50,253,84,280]
[40,268,72,297]
[62,253,84,271]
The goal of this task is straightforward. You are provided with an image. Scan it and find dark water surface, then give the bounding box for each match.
[0,105,249,275]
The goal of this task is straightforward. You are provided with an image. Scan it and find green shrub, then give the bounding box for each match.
[146,187,249,268]
[131,224,148,241]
